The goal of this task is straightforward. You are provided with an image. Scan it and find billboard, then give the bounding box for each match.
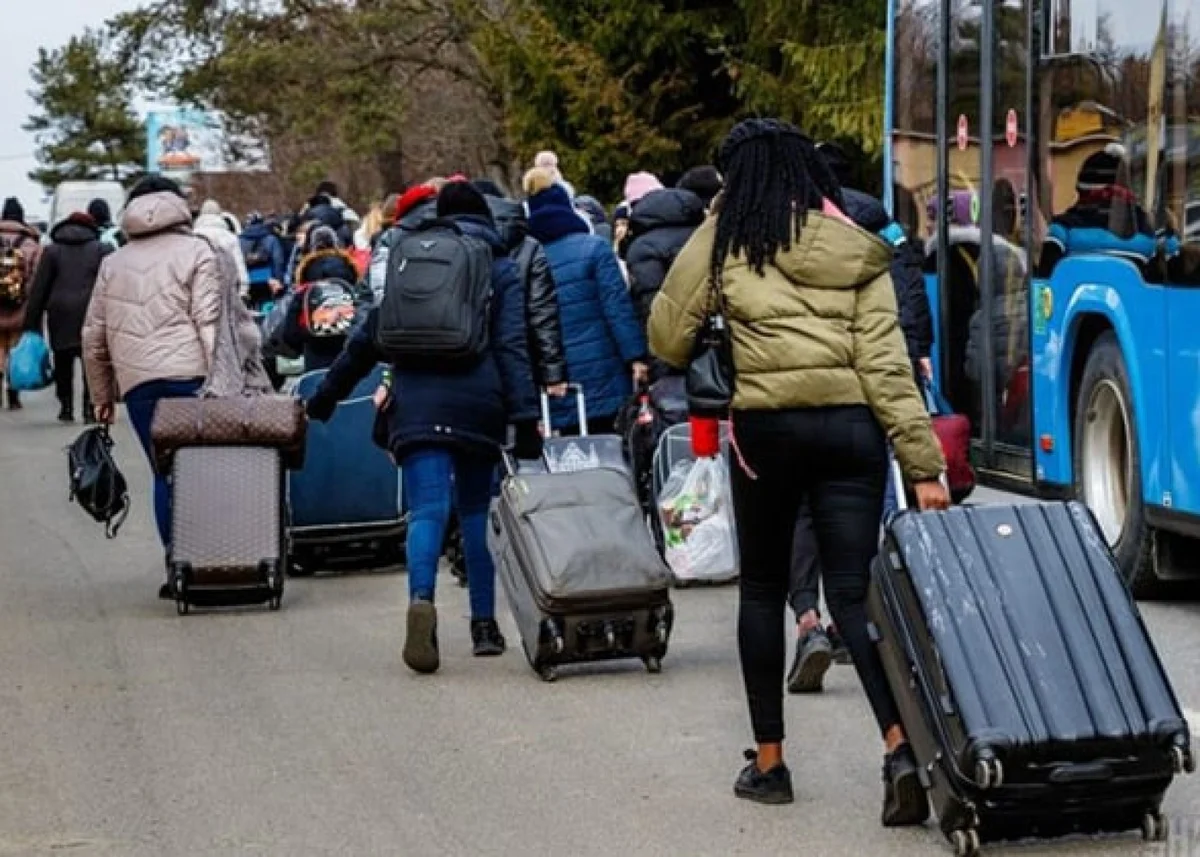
[145,110,268,177]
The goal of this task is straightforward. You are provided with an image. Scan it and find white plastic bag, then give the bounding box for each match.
[658,455,738,583]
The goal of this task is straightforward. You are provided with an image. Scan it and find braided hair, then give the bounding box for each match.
[711,119,845,283]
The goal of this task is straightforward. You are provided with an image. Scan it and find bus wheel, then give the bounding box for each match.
[1073,332,1158,597]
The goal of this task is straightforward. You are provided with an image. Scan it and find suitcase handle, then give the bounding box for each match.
[1048,761,1114,784]
[890,458,949,514]
[540,384,587,438]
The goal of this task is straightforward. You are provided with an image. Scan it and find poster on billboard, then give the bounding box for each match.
[145,110,269,177]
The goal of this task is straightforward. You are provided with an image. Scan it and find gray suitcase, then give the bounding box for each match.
[169,445,286,614]
[489,461,674,681]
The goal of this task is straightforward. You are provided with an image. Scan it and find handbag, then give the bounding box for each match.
[686,275,734,417]
[67,426,130,539]
[150,394,308,474]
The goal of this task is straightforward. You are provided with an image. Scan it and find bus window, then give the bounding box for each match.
[1164,3,1200,285]
[1036,0,1165,281]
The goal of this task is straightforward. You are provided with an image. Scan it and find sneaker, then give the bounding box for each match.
[828,623,852,665]
[158,583,173,600]
[82,405,96,425]
[881,743,930,827]
[57,407,74,423]
[6,389,20,410]
[403,600,440,674]
[471,619,507,657]
[787,626,833,693]
[733,749,794,805]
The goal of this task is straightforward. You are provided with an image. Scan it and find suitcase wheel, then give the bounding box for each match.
[1142,810,1168,842]
[949,828,980,857]
[642,655,662,674]
[973,757,1004,790]
[1171,745,1194,775]
[171,563,190,616]
[537,664,559,683]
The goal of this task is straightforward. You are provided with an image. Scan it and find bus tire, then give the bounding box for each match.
[1072,332,1159,597]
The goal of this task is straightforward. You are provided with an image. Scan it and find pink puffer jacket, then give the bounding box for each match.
[82,191,222,406]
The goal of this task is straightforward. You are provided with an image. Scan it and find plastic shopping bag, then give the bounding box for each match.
[657,454,738,584]
[9,332,53,392]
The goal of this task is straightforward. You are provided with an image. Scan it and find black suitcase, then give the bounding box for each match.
[488,455,674,682]
[867,494,1194,856]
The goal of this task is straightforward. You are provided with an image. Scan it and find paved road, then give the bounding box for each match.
[1,388,1197,857]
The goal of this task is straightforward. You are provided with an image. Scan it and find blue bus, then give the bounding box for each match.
[886,0,1200,596]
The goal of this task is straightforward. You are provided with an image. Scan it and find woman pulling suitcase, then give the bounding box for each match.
[304,181,539,674]
[647,119,949,825]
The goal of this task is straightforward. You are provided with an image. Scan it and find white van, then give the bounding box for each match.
[48,181,126,230]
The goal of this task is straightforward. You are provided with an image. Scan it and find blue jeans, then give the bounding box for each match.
[401,447,497,620]
[124,379,204,549]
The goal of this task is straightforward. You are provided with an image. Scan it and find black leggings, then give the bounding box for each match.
[731,406,899,744]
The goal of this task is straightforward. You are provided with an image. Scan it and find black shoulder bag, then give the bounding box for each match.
[67,427,130,539]
[686,273,735,417]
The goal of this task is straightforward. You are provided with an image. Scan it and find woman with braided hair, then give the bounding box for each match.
[648,119,948,821]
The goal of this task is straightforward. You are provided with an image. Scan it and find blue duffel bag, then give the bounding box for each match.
[9,332,53,392]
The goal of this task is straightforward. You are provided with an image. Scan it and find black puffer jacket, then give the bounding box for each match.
[624,188,706,329]
[23,217,110,351]
[840,188,933,371]
[487,195,567,387]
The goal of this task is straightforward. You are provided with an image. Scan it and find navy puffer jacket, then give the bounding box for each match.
[624,188,706,329]
[306,215,539,459]
[528,186,647,428]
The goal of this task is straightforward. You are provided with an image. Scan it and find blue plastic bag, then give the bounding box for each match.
[9,332,53,392]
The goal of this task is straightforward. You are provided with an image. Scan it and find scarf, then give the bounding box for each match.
[197,235,273,398]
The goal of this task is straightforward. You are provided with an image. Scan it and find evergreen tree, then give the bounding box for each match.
[24,30,145,189]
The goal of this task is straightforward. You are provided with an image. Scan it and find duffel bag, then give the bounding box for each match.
[151,394,306,474]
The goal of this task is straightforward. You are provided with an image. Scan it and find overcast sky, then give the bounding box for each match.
[1,0,142,221]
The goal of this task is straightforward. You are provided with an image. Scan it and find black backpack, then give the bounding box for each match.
[375,219,494,369]
[67,427,130,539]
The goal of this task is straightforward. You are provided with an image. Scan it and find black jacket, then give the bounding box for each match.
[840,188,933,369]
[487,195,567,387]
[624,188,706,330]
[24,218,110,351]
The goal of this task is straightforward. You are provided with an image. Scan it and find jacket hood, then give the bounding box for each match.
[485,196,528,252]
[193,212,234,234]
[304,202,345,232]
[449,215,506,254]
[51,218,100,245]
[296,248,358,284]
[241,222,275,240]
[765,212,893,290]
[0,220,38,241]
[396,199,438,232]
[122,191,192,239]
[630,188,705,236]
[840,189,891,234]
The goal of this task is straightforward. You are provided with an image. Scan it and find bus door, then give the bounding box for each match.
[937,0,1033,479]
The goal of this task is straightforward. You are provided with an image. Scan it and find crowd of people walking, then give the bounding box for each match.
[5,118,951,830]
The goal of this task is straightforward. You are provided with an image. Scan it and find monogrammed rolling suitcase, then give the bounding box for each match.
[168,446,287,614]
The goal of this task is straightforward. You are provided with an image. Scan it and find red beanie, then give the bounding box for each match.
[394,185,438,222]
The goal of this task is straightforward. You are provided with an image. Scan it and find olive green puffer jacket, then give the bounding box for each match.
[648,210,945,482]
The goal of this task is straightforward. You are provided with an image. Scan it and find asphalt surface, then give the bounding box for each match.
[1,388,1198,857]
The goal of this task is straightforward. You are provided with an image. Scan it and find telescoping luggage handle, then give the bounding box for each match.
[500,384,589,478]
[890,457,950,515]
[539,383,588,439]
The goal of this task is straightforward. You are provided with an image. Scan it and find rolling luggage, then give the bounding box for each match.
[168,446,287,614]
[867,464,1194,856]
[490,387,673,681]
[152,395,306,614]
[287,366,404,574]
